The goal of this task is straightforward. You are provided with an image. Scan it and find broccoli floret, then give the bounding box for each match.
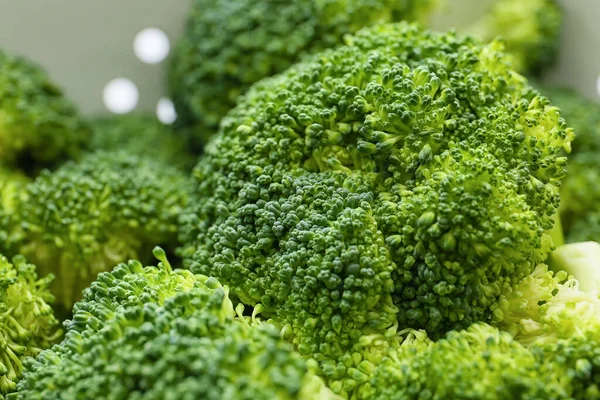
[536,85,600,154]
[494,248,600,399]
[4,151,190,309]
[464,0,563,76]
[179,22,573,396]
[559,152,600,240]
[366,323,566,399]
[168,0,440,142]
[0,51,90,174]
[0,253,60,396]
[89,114,196,170]
[534,86,600,242]
[14,249,338,400]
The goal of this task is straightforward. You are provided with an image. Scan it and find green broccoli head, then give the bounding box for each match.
[14,249,338,400]
[465,0,563,76]
[89,114,196,170]
[0,253,60,396]
[5,151,190,309]
[366,323,566,400]
[168,0,440,141]
[179,22,573,396]
[0,51,90,173]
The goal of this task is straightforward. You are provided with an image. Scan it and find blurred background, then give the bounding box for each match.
[0,0,597,121]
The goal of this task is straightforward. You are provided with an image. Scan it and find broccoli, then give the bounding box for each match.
[366,323,566,399]
[168,0,440,143]
[536,85,600,154]
[534,86,600,242]
[3,151,190,309]
[90,114,196,170]
[0,169,29,254]
[14,248,338,400]
[493,244,600,399]
[178,22,573,397]
[0,51,90,174]
[464,0,563,76]
[0,253,60,396]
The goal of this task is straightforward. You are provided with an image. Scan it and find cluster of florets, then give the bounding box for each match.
[178,22,573,397]
[2,151,190,309]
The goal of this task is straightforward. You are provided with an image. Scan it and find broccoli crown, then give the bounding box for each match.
[466,0,562,76]
[5,151,190,309]
[0,253,60,396]
[179,22,573,396]
[0,51,90,173]
[90,114,196,170]
[168,0,439,137]
[14,250,337,400]
[367,323,566,400]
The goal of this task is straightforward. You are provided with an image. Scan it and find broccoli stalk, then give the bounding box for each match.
[550,242,600,294]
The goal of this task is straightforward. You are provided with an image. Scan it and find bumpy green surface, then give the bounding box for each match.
[536,86,600,242]
[168,0,439,142]
[179,23,573,397]
[5,151,189,309]
[14,250,337,400]
[560,152,600,240]
[0,51,90,173]
[90,114,196,170]
[367,323,566,400]
[537,85,600,154]
[466,0,563,76]
[0,253,60,397]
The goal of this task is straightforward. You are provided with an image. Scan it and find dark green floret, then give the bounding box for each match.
[3,151,190,309]
[90,114,196,170]
[13,249,338,400]
[168,0,439,143]
[0,51,90,174]
[178,22,573,397]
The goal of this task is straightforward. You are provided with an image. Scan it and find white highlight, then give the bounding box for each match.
[103,78,139,114]
[156,97,177,124]
[134,27,170,64]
